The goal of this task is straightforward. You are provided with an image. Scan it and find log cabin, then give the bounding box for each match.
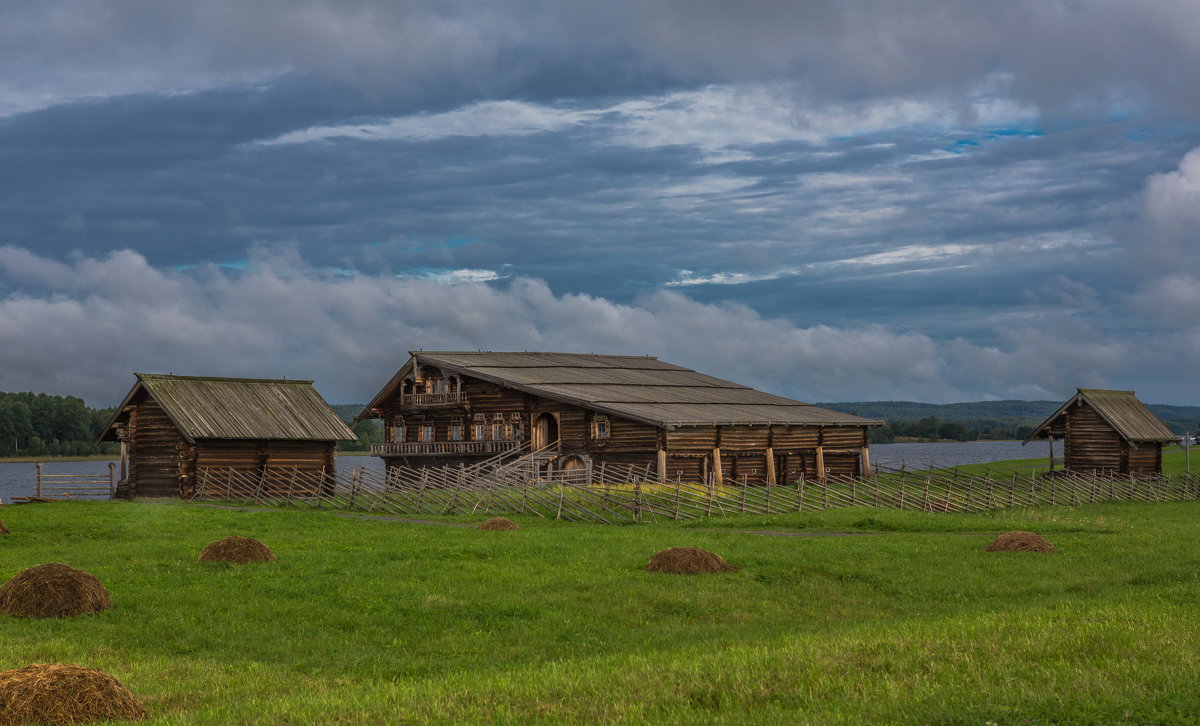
[1024,388,1177,476]
[98,374,356,498]
[357,351,881,483]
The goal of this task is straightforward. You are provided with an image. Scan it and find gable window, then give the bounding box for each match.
[593,415,610,440]
[450,417,463,441]
[473,414,487,441]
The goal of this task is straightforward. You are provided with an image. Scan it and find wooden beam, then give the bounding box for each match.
[765,447,777,484]
[712,447,724,485]
[815,446,826,483]
[657,448,667,484]
[860,446,870,477]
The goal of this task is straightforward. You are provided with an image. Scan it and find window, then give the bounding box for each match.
[450,418,463,441]
[473,414,487,441]
[393,417,405,443]
[493,413,506,441]
[510,414,524,440]
[593,415,609,440]
[421,423,434,442]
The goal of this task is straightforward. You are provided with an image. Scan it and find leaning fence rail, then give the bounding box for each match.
[34,462,117,499]
[187,451,1200,524]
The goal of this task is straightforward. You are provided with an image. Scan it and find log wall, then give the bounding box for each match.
[128,396,185,497]
[1064,402,1122,472]
[379,375,871,479]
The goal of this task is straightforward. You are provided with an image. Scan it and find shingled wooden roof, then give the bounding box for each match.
[361,351,880,429]
[101,374,356,443]
[1026,388,1177,444]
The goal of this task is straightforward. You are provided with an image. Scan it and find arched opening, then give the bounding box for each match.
[532,413,559,451]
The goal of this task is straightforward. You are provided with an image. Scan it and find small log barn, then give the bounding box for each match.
[1024,388,1177,476]
[358,351,880,483]
[99,374,356,498]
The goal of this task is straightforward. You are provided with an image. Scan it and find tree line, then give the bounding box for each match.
[0,392,119,457]
[868,416,1037,444]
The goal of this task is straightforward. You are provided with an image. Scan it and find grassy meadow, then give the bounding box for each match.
[2,499,1200,724]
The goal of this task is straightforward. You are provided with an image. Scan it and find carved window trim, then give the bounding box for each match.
[592,415,610,440]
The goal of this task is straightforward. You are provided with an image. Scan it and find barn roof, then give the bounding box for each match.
[1025,388,1177,444]
[100,374,357,443]
[359,351,880,429]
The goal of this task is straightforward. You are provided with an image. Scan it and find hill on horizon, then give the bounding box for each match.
[818,399,1200,435]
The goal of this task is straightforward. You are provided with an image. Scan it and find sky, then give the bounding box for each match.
[3,1,1200,407]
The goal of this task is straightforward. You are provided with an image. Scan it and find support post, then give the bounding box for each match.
[860,446,871,477]
[108,462,116,497]
[815,446,826,484]
[765,447,777,485]
[657,448,667,484]
[36,462,42,498]
[712,447,724,486]
[1048,435,1055,471]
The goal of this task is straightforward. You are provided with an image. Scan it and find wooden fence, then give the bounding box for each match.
[188,454,1200,523]
[30,462,117,500]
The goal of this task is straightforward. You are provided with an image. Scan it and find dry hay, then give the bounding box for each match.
[0,663,145,725]
[985,531,1059,553]
[198,535,276,564]
[0,564,110,619]
[476,517,519,531]
[645,547,738,575]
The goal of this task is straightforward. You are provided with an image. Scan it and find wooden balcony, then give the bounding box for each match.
[400,392,466,407]
[372,440,521,457]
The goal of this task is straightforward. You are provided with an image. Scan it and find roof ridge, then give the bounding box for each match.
[136,373,315,385]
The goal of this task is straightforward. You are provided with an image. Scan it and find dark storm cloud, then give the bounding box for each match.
[4,1,1200,403]
[5,1,1200,117]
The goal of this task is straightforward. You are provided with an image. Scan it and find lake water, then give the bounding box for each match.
[0,443,1062,502]
[870,440,1062,471]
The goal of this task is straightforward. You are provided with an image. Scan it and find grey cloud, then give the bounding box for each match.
[5,1,1200,119]
[0,245,1190,407]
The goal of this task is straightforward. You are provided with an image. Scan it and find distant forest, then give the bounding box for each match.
[2,391,1196,457]
[0,394,380,457]
[818,400,1200,444]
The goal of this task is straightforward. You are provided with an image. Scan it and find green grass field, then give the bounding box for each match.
[2,499,1199,724]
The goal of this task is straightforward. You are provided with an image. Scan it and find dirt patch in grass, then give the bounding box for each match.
[0,564,111,619]
[198,535,276,564]
[476,517,520,531]
[646,547,738,575]
[0,663,145,725]
[985,531,1058,553]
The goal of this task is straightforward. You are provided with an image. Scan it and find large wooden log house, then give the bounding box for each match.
[99,374,356,498]
[1024,388,1177,476]
[357,351,880,483]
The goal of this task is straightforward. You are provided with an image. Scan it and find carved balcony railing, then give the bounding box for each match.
[400,392,466,407]
[372,440,521,457]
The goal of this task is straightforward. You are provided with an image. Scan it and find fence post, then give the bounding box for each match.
[108,462,116,497]
[36,462,42,498]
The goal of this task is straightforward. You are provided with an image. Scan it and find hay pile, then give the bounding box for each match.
[476,517,519,531]
[985,531,1059,553]
[198,536,276,564]
[0,663,145,725]
[645,547,738,575]
[0,564,110,619]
